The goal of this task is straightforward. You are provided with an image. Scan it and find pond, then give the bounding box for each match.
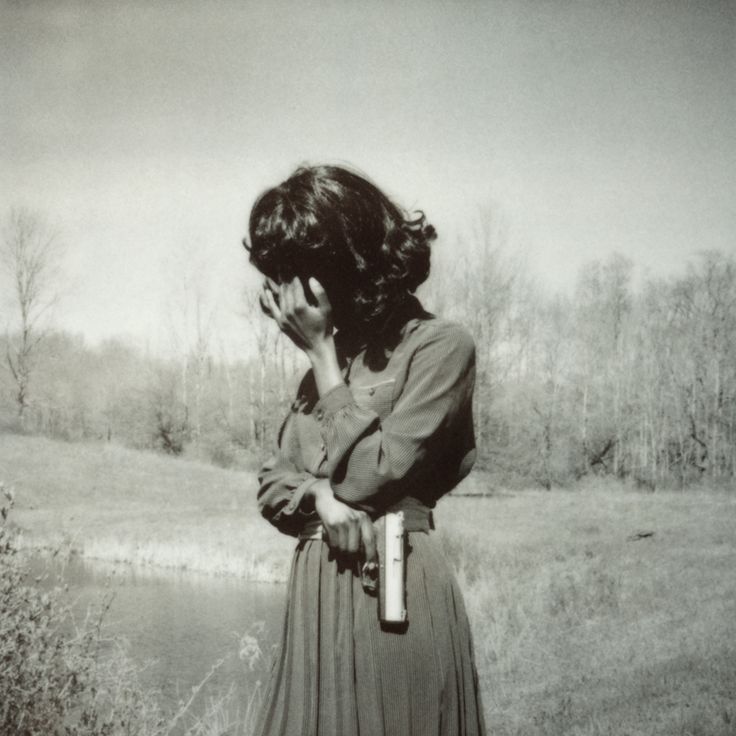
[29,554,285,720]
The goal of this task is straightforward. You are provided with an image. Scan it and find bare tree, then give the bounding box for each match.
[160,243,220,447]
[425,206,518,459]
[0,208,63,428]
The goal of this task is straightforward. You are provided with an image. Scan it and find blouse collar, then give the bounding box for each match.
[335,295,431,362]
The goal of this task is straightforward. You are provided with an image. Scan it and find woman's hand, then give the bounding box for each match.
[260,277,344,397]
[308,479,376,560]
[260,276,333,356]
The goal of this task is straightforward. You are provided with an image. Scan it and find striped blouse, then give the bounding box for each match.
[257,296,477,535]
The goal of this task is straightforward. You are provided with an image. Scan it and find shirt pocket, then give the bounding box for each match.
[350,378,396,419]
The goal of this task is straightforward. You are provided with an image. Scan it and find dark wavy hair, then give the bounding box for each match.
[243,165,436,332]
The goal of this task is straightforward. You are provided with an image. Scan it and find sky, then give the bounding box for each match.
[1,0,734,353]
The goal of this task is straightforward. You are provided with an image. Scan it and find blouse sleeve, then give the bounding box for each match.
[256,417,320,537]
[314,321,476,514]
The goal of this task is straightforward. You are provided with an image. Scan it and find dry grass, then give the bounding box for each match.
[437,489,736,735]
[2,434,735,735]
[2,433,293,582]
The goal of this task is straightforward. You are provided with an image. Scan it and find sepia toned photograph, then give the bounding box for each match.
[1,1,734,735]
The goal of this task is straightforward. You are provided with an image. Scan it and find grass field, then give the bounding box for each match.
[2,433,735,735]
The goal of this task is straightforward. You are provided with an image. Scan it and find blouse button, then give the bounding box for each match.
[315,409,324,420]
[368,387,376,396]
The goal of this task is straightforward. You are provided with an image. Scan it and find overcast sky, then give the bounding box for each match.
[1,0,734,352]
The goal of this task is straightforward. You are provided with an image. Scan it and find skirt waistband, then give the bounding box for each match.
[298,497,434,541]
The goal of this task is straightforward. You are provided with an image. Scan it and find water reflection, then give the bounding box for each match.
[29,554,284,715]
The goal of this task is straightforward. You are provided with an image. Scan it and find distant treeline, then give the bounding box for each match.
[1,247,734,490]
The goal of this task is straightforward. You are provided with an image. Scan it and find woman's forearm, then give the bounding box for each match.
[306,335,344,397]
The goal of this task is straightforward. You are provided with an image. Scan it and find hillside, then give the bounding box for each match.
[2,433,735,734]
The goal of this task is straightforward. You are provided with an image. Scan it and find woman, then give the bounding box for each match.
[244,165,486,736]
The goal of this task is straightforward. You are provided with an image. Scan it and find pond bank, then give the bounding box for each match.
[16,528,293,583]
[26,552,284,725]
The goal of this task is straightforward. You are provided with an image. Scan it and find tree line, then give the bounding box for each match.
[1,208,734,489]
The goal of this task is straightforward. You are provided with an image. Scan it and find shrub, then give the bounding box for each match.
[0,484,166,736]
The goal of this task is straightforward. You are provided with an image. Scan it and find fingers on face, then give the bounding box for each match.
[259,287,271,316]
[308,277,330,312]
[280,277,307,320]
[308,277,324,297]
[263,286,281,321]
[290,277,307,313]
[264,276,321,320]
[278,283,289,316]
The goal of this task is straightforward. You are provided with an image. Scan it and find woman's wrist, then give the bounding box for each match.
[305,334,336,363]
[306,336,344,397]
[305,478,333,502]
[308,479,336,518]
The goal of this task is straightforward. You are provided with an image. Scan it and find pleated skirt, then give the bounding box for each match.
[253,531,487,736]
